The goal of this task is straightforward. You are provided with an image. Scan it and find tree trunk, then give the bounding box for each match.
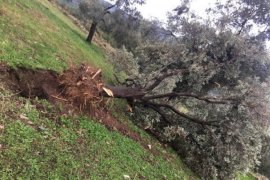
[104,85,146,98]
[86,22,97,44]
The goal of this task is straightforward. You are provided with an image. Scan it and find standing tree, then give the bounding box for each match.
[79,0,145,44]
[207,0,270,41]
[101,8,143,50]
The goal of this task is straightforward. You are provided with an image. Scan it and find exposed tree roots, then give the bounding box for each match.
[0,63,142,143]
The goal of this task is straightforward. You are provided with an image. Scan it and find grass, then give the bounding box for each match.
[0,0,114,81]
[0,84,195,179]
[0,0,197,179]
[236,173,256,180]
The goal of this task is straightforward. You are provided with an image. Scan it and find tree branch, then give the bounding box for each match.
[237,9,256,35]
[113,74,123,85]
[143,92,239,104]
[102,4,116,17]
[145,69,185,91]
[104,4,116,12]
[147,104,173,125]
[145,101,219,127]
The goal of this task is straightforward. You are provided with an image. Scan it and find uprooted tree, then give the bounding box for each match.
[79,0,144,44]
[54,0,270,178]
[107,39,269,179]
[105,0,270,179]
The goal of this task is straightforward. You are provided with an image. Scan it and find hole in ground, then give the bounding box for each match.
[0,63,160,151]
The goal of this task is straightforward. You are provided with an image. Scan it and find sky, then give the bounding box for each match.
[137,0,217,22]
[106,0,216,22]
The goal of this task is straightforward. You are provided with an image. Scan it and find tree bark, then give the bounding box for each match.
[104,85,146,98]
[101,84,239,127]
[86,22,97,44]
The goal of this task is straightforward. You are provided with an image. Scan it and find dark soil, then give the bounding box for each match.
[0,63,142,142]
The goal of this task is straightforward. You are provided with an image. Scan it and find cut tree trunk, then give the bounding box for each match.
[104,85,146,99]
[86,22,97,44]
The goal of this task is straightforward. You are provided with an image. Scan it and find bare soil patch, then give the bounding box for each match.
[0,63,141,142]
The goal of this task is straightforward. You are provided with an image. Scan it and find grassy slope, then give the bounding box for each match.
[0,89,194,179]
[0,0,196,179]
[0,0,113,81]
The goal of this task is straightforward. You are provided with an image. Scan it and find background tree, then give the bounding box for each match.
[57,0,172,50]
[101,8,142,51]
[79,0,145,44]
[207,0,270,41]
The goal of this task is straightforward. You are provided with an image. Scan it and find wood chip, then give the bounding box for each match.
[102,87,114,97]
[51,95,68,102]
[92,69,101,79]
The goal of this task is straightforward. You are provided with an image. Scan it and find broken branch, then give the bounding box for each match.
[145,101,219,127]
[145,69,185,91]
[143,92,239,104]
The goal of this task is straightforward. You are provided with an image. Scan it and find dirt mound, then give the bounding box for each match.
[58,65,104,111]
[0,63,141,141]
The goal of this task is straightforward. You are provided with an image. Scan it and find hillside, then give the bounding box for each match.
[0,0,196,179]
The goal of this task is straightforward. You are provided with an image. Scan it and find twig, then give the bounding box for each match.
[0,90,22,99]
[147,104,173,125]
[146,101,219,127]
[51,95,68,102]
[92,69,101,79]
[114,74,123,84]
[145,69,186,91]
[143,92,239,104]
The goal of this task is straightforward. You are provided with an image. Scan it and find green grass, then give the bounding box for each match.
[236,173,256,180]
[0,0,114,81]
[0,85,195,179]
[0,0,197,179]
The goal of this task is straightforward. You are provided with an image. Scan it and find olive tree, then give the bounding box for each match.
[102,0,270,178]
[207,0,270,41]
[78,0,144,44]
[52,0,270,178]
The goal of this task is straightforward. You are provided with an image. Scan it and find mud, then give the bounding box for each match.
[0,63,141,142]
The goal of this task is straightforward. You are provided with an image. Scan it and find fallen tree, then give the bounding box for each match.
[3,0,270,178]
[1,55,269,179]
[106,24,270,178]
[103,69,240,127]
